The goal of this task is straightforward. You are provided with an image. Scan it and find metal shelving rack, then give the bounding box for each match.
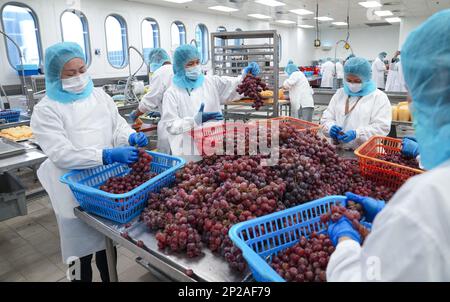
[211,30,280,120]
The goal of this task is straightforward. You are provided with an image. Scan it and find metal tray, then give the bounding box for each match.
[0,138,26,159]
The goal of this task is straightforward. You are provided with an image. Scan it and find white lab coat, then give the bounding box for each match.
[335,62,344,80]
[283,71,314,117]
[327,160,450,281]
[321,61,335,88]
[30,88,135,263]
[396,63,408,93]
[320,88,392,150]
[138,64,173,153]
[161,75,242,157]
[385,62,398,92]
[371,57,386,89]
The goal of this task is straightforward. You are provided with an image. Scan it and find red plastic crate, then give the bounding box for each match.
[354,136,424,190]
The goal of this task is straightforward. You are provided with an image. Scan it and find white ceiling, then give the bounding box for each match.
[128,0,450,28]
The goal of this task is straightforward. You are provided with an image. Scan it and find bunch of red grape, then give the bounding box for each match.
[100,148,156,194]
[270,233,334,282]
[320,204,370,241]
[378,153,420,170]
[236,74,267,110]
[139,125,396,271]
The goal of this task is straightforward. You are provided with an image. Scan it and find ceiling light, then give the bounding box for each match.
[208,6,238,12]
[276,20,296,24]
[332,22,348,26]
[374,10,393,17]
[298,24,314,28]
[255,0,285,7]
[385,17,401,23]
[163,0,192,3]
[290,9,314,15]
[358,1,382,8]
[315,16,334,21]
[248,13,272,19]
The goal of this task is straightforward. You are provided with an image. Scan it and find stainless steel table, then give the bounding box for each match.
[0,141,47,174]
[74,207,246,282]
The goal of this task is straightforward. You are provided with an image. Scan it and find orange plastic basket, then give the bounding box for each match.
[190,122,256,156]
[254,117,321,134]
[354,136,424,190]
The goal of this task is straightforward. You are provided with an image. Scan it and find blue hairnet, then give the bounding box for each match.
[172,44,205,90]
[285,63,299,76]
[326,57,332,62]
[148,48,171,72]
[378,52,387,59]
[44,42,93,103]
[343,57,376,97]
[287,59,294,64]
[402,9,450,170]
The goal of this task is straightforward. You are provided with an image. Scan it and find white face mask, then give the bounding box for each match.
[185,65,202,80]
[346,82,363,93]
[62,73,91,94]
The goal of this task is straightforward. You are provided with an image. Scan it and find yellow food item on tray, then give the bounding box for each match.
[278,89,285,100]
[0,125,33,141]
[260,90,274,98]
[398,104,410,122]
[392,105,399,121]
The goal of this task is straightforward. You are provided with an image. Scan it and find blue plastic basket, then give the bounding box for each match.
[60,151,185,224]
[0,109,21,123]
[229,195,371,282]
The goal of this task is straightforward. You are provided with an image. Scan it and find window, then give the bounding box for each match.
[171,21,186,49]
[278,34,282,62]
[195,24,209,65]
[1,3,42,69]
[234,28,243,46]
[141,18,160,63]
[105,14,128,68]
[61,10,91,65]
[215,26,227,47]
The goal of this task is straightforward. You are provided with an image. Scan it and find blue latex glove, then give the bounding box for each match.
[329,125,343,140]
[147,111,161,118]
[128,132,148,147]
[328,217,362,247]
[102,147,139,165]
[194,103,224,124]
[337,130,357,143]
[346,192,386,223]
[402,137,419,158]
[244,62,261,76]
[128,110,139,123]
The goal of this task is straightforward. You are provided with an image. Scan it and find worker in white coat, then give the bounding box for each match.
[320,58,335,88]
[385,51,402,92]
[371,52,387,90]
[282,61,314,122]
[335,59,344,81]
[161,44,260,156]
[321,57,392,150]
[30,42,148,282]
[326,10,450,281]
[129,48,173,153]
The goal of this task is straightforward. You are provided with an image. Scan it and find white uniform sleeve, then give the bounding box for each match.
[375,60,386,72]
[355,93,392,145]
[103,90,135,147]
[138,72,165,113]
[327,240,362,282]
[283,73,300,89]
[211,75,243,104]
[320,92,340,137]
[31,106,104,170]
[161,89,196,135]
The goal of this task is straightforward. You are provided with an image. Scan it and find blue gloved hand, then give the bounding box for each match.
[147,111,161,118]
[244,62,261,76]
[128,132,148,147]
[402,137,419,158]
[128,110,139,123]
[328,217,362,247]
[194,103,224,124]
[337,130,357,143]
[329,125,343,140]
[346,192,386,223]
[102,147,139,165]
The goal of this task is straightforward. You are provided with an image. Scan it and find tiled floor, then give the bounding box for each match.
[0,194,161,282]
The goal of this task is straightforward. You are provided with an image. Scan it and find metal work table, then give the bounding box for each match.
[312,88,408,105]
[74,207,246,282]
[0,141,47,174]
